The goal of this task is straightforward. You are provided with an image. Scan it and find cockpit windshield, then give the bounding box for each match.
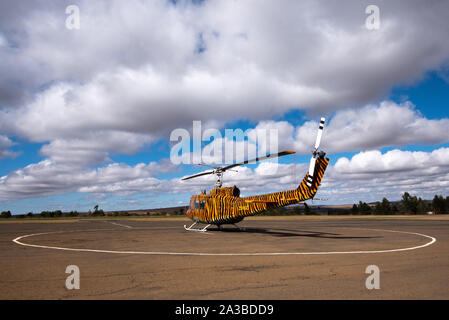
[190,198,205,210]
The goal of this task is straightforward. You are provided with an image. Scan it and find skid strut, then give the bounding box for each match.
[184,221,211,232]
[232,224,246,231]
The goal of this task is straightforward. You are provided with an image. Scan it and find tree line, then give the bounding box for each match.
[352,193,449,215]
[0,205,186,218]
[1,193,449,218]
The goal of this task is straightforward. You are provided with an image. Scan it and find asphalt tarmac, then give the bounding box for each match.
[1,216,448,299]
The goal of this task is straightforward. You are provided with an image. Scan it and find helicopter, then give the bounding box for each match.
[181,117,329,232]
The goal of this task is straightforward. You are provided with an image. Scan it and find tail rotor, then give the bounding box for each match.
[306,117,325,187]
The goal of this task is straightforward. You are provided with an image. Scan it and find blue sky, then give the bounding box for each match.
[1,0,449,213]
[390,72,449,120]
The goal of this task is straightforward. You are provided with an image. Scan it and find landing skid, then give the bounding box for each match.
[184,222,246,232]
[184,221,211,232]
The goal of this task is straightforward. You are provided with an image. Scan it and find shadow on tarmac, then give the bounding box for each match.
[209,226,381,239]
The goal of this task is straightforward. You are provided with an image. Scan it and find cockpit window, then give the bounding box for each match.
[191,199,205,210]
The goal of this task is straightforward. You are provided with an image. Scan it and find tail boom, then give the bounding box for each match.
[238,155,329,217]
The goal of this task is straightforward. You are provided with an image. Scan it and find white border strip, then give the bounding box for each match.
[12,227,436,256]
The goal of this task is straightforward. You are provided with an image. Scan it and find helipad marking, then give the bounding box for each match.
[12,227,436,256]
[105,221,133,229]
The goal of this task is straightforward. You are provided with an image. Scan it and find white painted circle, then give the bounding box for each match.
[12,227,436,256]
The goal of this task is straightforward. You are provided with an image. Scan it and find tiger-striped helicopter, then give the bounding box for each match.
[181,118,328,232]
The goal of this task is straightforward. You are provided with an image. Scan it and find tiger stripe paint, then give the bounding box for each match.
[186,155,329,225]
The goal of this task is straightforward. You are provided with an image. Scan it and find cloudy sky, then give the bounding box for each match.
[1,0,449,214]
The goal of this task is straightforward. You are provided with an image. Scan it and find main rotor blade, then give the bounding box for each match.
[196,163,219,169]
[221,150,296,171]
[181,171,214,181]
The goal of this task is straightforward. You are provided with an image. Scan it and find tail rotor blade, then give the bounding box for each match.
[307,117,325,187]
[307,156,316,187]
[314,117,325,150]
